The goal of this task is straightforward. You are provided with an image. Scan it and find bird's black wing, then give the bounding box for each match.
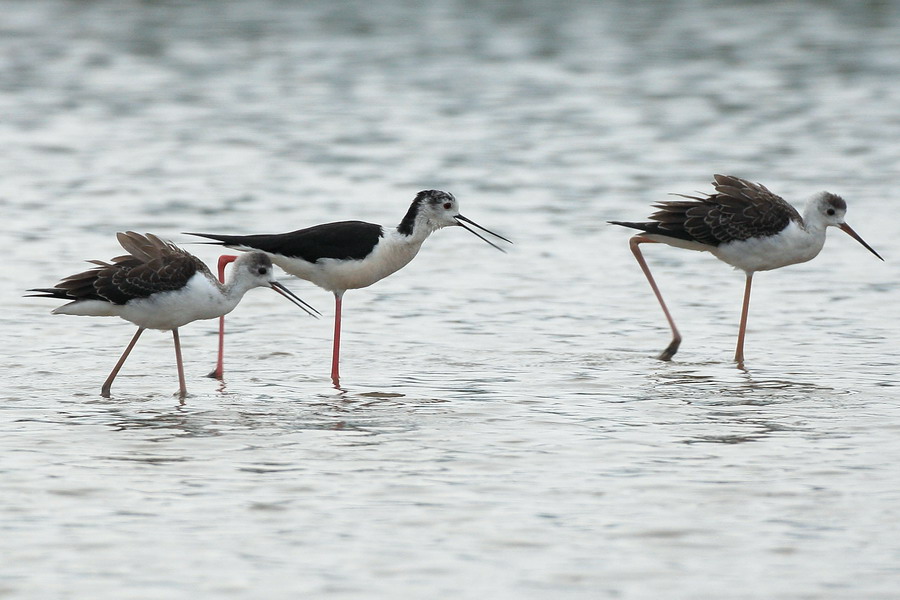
[187,221,385,262]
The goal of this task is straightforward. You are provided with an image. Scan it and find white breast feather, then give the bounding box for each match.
[117,273,234,330]
[712,221,825,273]
[272,232,423,293]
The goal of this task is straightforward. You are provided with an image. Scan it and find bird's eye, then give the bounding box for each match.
[257,267,268,275]
[443,202,452,209]
[826,208,836,216]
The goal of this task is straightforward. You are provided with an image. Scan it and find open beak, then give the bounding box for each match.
[270,281,321,317]
[454,214,513,253]
[839,223,883,261]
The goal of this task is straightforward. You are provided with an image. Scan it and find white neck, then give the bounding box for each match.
[395,215,443,245]
[219,275,257,310]
[386,225,430,252]
[800,201,829,236]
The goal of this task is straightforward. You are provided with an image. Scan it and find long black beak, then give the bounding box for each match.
[454,214,513,253]
[270,281,321,317]
[839,223,883,261]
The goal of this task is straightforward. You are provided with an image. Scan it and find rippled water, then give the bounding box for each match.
[3,1,900,598]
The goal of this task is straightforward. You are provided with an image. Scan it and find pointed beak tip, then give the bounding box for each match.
[270,282,320,317]
[454,215,513,251]
[839,222,883,261]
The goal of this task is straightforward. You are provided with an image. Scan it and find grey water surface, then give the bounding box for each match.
[2,1,900,598]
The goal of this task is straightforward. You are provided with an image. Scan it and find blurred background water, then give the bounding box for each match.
[2,0,900,598]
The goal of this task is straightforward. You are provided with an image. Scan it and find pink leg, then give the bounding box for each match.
[734,273,753,365]
[102,327,145,398]
[173,328,187,397]
[629,236,682,360]
[209,255,238,379]
[331,293,343,387]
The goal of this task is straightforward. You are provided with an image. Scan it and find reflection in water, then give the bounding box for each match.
[651,362,840,403]
[91,394,409,440]
[639,362,843,445]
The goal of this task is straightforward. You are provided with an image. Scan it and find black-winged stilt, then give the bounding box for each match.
[188,189,511,386]
[28,232,317,398]
[610,174,883,364]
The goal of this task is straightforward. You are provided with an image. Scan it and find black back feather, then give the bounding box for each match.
[187,221,385,263]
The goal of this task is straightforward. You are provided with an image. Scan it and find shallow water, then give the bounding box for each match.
[3,1,900,598]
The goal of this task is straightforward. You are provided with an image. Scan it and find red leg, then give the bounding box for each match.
[734,273,753,365]
[102,327,145,398]
[173,328,187,397]
[331,293,343,387]
[629,236,682,360]
[209,255,238,379]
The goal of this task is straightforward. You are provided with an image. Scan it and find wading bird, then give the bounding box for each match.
[188,190,511,386]
[28,232,317,397]
[610,175,882,364]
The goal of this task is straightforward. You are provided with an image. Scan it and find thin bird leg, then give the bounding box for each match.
[209,255,238,379]
[734,273,753,366]
[629,236,682,360]
[331,292,343,387]
[172,328,187,397]
[102,327,145,398]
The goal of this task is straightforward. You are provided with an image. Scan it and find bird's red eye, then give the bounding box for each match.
[443,202,452,209]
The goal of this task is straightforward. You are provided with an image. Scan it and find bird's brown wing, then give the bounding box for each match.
[642,174,803,246]
[35,233,204,305]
